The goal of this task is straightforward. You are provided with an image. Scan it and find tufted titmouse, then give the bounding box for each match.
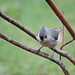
[35,26,63,60]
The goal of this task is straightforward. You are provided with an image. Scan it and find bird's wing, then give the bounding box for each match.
[51,29,59,40]
[47,28,59,40]
[52,28,63,31]
[46,27,63,40]
[51,28,63,40]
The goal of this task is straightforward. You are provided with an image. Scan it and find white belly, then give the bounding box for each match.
[40,40,58,48]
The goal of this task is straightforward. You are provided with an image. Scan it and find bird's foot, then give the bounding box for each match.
[35,46,43,54]
[35,49,40,54]
[50,54,54,61]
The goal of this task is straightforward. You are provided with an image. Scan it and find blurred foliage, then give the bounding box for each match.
[0,0,75,75]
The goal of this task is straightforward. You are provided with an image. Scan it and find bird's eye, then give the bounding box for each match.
[45,36,47,38]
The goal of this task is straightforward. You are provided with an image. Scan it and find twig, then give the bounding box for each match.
[60,10,65,60]
[0,33,70,75]
[0,11,75,65]
[46,0,75,40]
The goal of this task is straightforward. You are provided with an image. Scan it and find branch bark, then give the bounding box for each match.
[0,33,70,75]
[54,48,75,65]
[46,0,75,40]
[0,11,36,40]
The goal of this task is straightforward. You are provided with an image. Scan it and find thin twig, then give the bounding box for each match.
[0,33,70,75]
[60,9,65,60]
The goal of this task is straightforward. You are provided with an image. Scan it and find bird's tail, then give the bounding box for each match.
[54,28,63,32]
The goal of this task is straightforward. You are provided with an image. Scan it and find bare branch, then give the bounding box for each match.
[0,11,37,40]
[54,48,75,65]
[0,33,70,75]
[0,11,75,65]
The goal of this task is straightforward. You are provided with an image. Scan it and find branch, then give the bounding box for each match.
[0,33,70,75]
[0,11,37,40]
[46,0,75,40]
[0,11,75,65]
[54,48,75,65]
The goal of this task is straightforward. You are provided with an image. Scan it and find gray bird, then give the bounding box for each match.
[36,26,63,60]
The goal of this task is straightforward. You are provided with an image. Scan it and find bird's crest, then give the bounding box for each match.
[39,26,47,36]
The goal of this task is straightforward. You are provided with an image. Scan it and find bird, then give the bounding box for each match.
[35,26,63,60]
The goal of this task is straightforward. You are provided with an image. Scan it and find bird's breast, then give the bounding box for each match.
[40,40,58,48]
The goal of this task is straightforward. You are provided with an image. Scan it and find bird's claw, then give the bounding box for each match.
[50,54,54,61]
[35,49,40,54]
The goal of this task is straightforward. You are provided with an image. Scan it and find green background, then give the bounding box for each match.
[0,0,75,75]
